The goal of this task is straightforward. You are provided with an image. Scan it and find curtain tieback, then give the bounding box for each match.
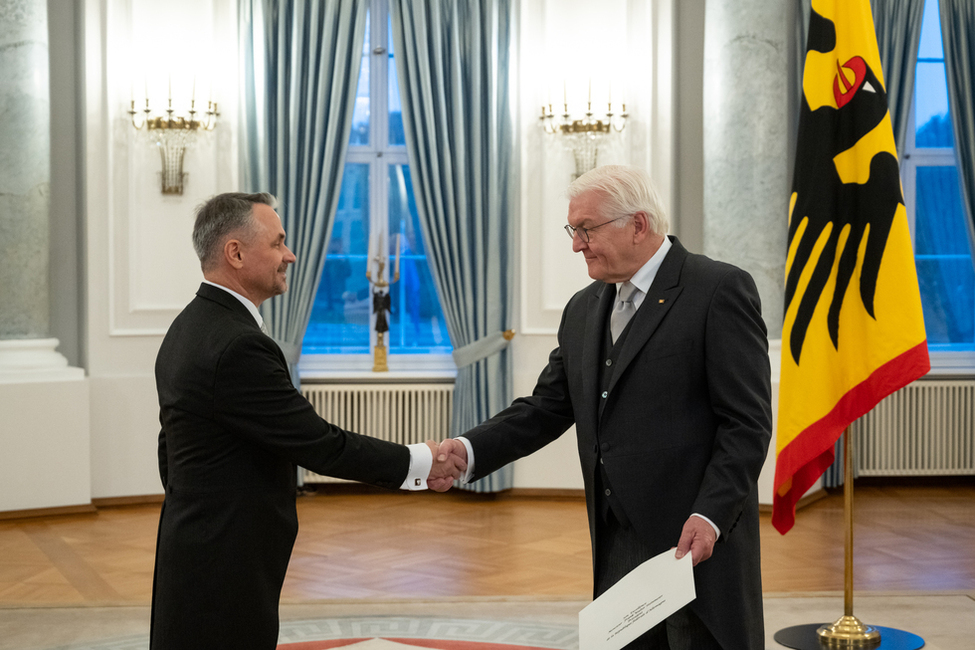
[451,329,516,369]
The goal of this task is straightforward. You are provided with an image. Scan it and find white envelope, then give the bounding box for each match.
[579,550,696,650]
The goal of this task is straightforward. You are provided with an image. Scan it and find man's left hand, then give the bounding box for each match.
[675,516,717,566]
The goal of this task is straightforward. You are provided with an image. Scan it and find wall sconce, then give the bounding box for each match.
[540,81,627,178]
[129,88,218,195]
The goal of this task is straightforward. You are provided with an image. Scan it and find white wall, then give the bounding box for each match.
[82,0,238,498]
[0,378,91,511]
[509,0,672,490]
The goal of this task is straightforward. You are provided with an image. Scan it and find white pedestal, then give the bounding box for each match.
[0,338,84,384]
[0,374,91,513]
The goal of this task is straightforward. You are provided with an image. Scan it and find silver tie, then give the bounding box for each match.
[610,282,638,344]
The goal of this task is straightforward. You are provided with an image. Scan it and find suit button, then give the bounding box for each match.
[601,442,611,452]
[605,359,612,366]
[601,391,608,398]
[605,488,612,497]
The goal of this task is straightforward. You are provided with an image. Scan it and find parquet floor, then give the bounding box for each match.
[0,481,973,606]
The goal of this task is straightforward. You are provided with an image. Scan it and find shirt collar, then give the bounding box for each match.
[618,234,672,297]
[202,280,265,329]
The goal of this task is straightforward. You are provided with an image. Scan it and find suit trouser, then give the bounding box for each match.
[594,509,722,650]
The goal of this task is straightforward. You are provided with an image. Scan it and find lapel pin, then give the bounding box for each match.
[658,299,665,304]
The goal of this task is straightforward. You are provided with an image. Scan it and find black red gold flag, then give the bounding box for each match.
[773,0,930,534]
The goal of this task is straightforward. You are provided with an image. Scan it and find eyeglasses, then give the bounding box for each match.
[564,216,627,243]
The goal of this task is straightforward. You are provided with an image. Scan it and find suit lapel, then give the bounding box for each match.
[608,237,687,395]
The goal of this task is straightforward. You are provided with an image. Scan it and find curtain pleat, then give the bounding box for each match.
[940,0,975,255]
[239,0,368,385]
[872,0,925,157]
[390,0,515,492]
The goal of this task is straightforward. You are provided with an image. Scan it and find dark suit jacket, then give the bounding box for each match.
[150,283,411,649]
[462,238,772,650]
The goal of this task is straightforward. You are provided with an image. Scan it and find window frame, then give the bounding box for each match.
[901,15,975,376]
[298,0,456,380]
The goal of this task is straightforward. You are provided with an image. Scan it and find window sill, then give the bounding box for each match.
[299,369,457,384]
[298,353,457,383]
[925,349,975,378]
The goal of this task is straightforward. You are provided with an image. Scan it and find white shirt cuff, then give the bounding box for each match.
[401,443,433,491]
[457,436,475,484]
[691,512,721,540]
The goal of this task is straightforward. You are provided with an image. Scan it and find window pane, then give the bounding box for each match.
[387,15,405,146]
[387,164,451,353]
[915,62,953,148]
[918,0,942,60]
[303,163,372,354]
[914,166,975,348]
[350,15,371,146]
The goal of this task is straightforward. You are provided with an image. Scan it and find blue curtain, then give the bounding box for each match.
[389,0,515,492]
[940,0,975,253]
[872,0,925,157]
[239,0,368,382]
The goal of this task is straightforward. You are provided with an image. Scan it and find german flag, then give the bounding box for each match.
[773,0,930,534]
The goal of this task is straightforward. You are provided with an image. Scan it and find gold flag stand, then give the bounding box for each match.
[773,430,925,650]
[816,429,880,647]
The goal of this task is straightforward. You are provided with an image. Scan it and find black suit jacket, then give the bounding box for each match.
[150,283,411,649]
[462,238,772,650]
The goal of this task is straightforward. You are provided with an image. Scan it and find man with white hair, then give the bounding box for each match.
[440,165,772,650]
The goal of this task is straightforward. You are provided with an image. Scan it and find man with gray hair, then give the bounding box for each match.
[151,192,465,649]
[439,165,772,649]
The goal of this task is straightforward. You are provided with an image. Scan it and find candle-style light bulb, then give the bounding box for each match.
[394,234,401,277]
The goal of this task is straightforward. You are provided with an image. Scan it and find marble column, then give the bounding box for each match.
[0,0,74,377]
[703,0,789,339]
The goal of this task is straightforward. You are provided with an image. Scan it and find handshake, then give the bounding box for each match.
[423,438,470,492]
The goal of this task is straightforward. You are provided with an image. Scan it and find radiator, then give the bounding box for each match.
[851,379,975,476]
[300,383,454,483]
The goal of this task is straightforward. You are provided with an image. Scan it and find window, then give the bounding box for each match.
[902,0,975,371]
[300,0,453,376]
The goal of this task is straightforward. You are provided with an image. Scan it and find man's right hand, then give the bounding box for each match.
[426,439,468,492]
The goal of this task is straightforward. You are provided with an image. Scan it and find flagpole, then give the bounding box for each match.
[773,427,926,650]
[816,428,880,647]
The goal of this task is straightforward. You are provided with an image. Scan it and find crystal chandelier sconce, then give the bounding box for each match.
[540,80,627,178]
[129,83,219,195]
